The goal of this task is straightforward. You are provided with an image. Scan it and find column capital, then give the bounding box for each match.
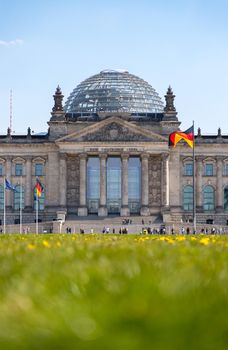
[79,153,88,160]
[216,155,224,162]
[141,153,150,160]
[121,153,130,160]
[195,155,204,162]
[161,152,170,161]
[59,153,67,161]
[99,153,108,160]
[25,156,33,161]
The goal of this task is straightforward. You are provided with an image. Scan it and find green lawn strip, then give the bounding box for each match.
[0,234,227,349]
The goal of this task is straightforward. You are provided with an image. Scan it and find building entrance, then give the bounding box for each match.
[107,157,121,214]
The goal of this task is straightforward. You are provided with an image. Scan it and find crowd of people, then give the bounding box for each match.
[63,218,228,235]
[71,225,227,235]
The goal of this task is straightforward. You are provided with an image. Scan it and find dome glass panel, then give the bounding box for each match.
[64,70,164,115]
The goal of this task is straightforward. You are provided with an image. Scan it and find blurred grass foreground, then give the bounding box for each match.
[0,234,228,350]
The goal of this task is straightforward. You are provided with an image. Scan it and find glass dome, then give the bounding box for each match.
[64,70,164,115]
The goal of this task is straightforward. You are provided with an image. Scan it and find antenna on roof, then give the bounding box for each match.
[9,89,13,134]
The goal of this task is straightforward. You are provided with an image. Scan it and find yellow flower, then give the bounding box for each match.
[27,243,35,250]
[175,236,186,241]
[167,239,175,244]
[199,238,210,246]
[42,240,50,248]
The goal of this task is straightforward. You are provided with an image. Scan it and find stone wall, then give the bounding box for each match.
[66,155,80,213]
[148,156,161,210]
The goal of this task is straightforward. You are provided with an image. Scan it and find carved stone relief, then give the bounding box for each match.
[79,122,154,142]
[149,156,161,206]
[67,156,79,207]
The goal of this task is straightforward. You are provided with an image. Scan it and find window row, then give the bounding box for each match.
[0,163,44,177]
[0,186,45,210]
[184,162,228,177]
[87,156,141,214]
[183,185,228,211]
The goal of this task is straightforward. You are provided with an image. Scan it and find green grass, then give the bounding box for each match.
[0,234,228,350]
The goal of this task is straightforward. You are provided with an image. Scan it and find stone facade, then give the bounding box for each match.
[66,156,80,212]
[1,84,228,226]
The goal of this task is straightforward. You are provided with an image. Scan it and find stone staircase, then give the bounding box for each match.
[61,214,163,234]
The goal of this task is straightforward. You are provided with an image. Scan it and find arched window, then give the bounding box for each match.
[34,188,45,210]
[0,185,4,210]
[14,185,25,210]
[203,185,215,211]
[224,186,228,211]
[183,185,193,210]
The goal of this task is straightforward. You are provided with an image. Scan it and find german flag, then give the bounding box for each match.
[35,179,43,198]
[169,125,194,148]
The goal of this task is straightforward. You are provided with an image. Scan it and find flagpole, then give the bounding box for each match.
[20,176,22,234]
[192,121,196,233]
[36,193,38,234]
[3,177,6,234]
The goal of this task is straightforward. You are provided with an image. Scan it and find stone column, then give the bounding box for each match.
[98,153,107,216]
[140,153,150,216]
[216,156,223,211]
[78,154,88,216]
[25,156,32,210]
[196,156,203,210]
[59,154,67,208]
[161,153,170,208]
[47,151,59,207]
[5,157,12,208]
[121,153,130,217]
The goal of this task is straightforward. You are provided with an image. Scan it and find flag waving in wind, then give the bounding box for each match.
[5,179,16,191]
[35,179,43,198]
[169,125,194,148]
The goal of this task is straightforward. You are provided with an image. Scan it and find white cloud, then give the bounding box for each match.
[0,39,24,46]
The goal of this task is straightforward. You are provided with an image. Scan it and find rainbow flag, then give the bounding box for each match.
[35,179,43,198]
[169,125,194,148]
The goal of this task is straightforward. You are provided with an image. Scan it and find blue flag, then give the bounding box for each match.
[5,179,16,191]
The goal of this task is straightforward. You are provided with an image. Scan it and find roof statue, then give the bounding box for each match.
[52,85,64,112]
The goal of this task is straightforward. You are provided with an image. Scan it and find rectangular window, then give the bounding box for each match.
[225,164,228,176]
[35,163,44,176]
[15,163,23,176]
[0,164,3,176]
[205,163,213,176]
[184,163,193,176]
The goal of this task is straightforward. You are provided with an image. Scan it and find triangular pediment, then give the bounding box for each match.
[182,156,193,163]
[32,157,46,163]
[56,117,167,143]
[12,157,25,163]
[203,157,216,163]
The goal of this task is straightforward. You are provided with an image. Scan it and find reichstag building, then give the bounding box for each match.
[0,70,228,225]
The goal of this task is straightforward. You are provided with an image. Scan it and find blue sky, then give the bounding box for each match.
[0,0,228,134]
